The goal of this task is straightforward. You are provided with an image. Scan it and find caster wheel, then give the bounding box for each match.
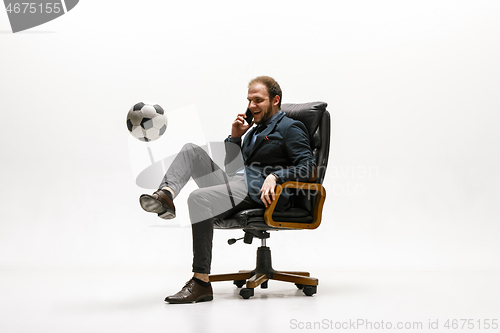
[295,283,304,290]
[302,285,317,296]
[234,280,246,288]
[239,288,254,299]
[261,280,268,289]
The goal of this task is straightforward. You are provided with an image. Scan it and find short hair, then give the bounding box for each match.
[248,76,282,108]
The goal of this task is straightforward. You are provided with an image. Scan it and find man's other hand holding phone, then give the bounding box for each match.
[231,108,254,138]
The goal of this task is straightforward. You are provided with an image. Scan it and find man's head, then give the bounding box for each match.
[247,76,282,124]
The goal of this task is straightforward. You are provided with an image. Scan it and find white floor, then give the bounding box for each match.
[1,268,499,333]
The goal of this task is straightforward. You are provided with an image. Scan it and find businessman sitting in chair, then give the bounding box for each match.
[139,76,316,303]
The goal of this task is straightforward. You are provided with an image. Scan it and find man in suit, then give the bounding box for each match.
[139,76,316,303]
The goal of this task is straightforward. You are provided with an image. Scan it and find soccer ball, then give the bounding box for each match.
[126,102,168,142]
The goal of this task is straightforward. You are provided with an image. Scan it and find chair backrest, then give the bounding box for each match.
[281,102,330,184]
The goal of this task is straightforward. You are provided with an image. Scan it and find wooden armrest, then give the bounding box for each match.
[264,181,326,229]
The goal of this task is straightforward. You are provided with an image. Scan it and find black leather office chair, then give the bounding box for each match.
[209,102,330,299]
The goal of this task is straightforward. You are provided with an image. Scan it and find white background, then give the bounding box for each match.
[1,0,499,276]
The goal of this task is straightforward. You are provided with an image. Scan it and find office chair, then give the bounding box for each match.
[209,101,330,299]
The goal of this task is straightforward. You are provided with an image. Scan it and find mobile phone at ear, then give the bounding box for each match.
[245,108,253,124]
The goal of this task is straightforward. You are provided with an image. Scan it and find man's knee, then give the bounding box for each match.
[188,188,212,209]
[181,142,201,152]
[188,188,219,225]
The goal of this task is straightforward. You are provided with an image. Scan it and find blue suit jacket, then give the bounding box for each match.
[224,112,316,204]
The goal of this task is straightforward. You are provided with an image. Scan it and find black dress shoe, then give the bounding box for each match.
[139,190,175,219]
[164,279,213,304]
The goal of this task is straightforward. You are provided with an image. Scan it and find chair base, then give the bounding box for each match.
[209,246,318,298]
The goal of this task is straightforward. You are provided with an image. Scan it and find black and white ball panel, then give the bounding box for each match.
[126,102,168,142]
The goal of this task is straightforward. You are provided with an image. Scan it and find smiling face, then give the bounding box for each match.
[247,83,280,124]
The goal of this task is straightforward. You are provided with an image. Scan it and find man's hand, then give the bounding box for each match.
[260,174,277,208]
[231,113,253,138]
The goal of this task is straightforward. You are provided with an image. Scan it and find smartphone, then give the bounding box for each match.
[245,108,253,125]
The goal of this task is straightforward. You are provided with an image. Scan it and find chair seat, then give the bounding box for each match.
[214,208,312,230]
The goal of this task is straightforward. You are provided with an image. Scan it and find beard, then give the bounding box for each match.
[254,103,274,124]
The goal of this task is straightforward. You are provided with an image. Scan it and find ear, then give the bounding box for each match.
[272,94,280,107]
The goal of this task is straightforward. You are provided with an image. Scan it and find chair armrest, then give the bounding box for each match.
[264,181,326,229]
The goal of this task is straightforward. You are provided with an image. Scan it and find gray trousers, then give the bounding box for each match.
[159,143,262,273]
